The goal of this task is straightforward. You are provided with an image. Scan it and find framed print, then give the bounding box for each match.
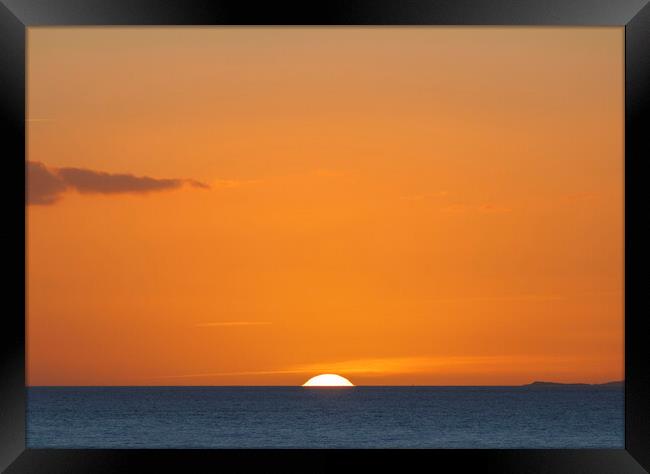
[1,0,649,472]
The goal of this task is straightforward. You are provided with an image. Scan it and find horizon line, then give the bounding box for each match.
[27,380,624,388]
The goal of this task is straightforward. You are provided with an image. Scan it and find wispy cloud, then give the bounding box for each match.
[195,321,272,327]
[440,203,470,213]
[283,355,509,376]
[153,369,299,379]
[564,192,597,202]
[400,191,448,201]
[440,203,512,213]
[27,161,210,205]
[186,179,211,190]
[313,169,345,178]
[152,353,599,381]
[211,178,263,189]
[478,204,512,213]
[421,294,565,303]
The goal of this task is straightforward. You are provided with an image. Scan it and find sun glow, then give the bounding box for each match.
[302,374,355,387]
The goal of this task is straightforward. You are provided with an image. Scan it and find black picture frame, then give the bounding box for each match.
[1,1,648,472]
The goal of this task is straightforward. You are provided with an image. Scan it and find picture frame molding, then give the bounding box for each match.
[1,1,648,471]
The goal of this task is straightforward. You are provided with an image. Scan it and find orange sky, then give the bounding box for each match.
[27,27,624,386]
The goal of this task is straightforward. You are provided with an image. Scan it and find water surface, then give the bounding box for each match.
[27,386,623,448]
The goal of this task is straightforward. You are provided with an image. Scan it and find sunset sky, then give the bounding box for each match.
[27,27,623,386]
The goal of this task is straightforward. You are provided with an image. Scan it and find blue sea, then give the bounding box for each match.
[27,386,623,448]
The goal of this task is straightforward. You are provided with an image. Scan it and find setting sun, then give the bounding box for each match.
[302,374,355,387]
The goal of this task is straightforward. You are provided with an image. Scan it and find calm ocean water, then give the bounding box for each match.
[27,387,623,448]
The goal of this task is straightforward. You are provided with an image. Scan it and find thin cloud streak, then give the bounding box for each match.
[211,178,263,189]
[152,353,606,380]
[400,191,449,201]
[419,294,566,303]
[154,369,301,379]
[440,203,512,213]
[564,192,597,202]
[196,321,272,327]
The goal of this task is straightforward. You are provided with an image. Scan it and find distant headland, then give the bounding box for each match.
[521,381,623,389]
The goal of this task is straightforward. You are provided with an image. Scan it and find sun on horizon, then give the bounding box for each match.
[302,374,355,387]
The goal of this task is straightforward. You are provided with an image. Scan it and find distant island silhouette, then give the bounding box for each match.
[521,381,623,389]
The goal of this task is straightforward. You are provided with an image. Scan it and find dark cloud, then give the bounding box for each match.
[27,161,68,205]
[27,161,209,206]
[55,167,185,195]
